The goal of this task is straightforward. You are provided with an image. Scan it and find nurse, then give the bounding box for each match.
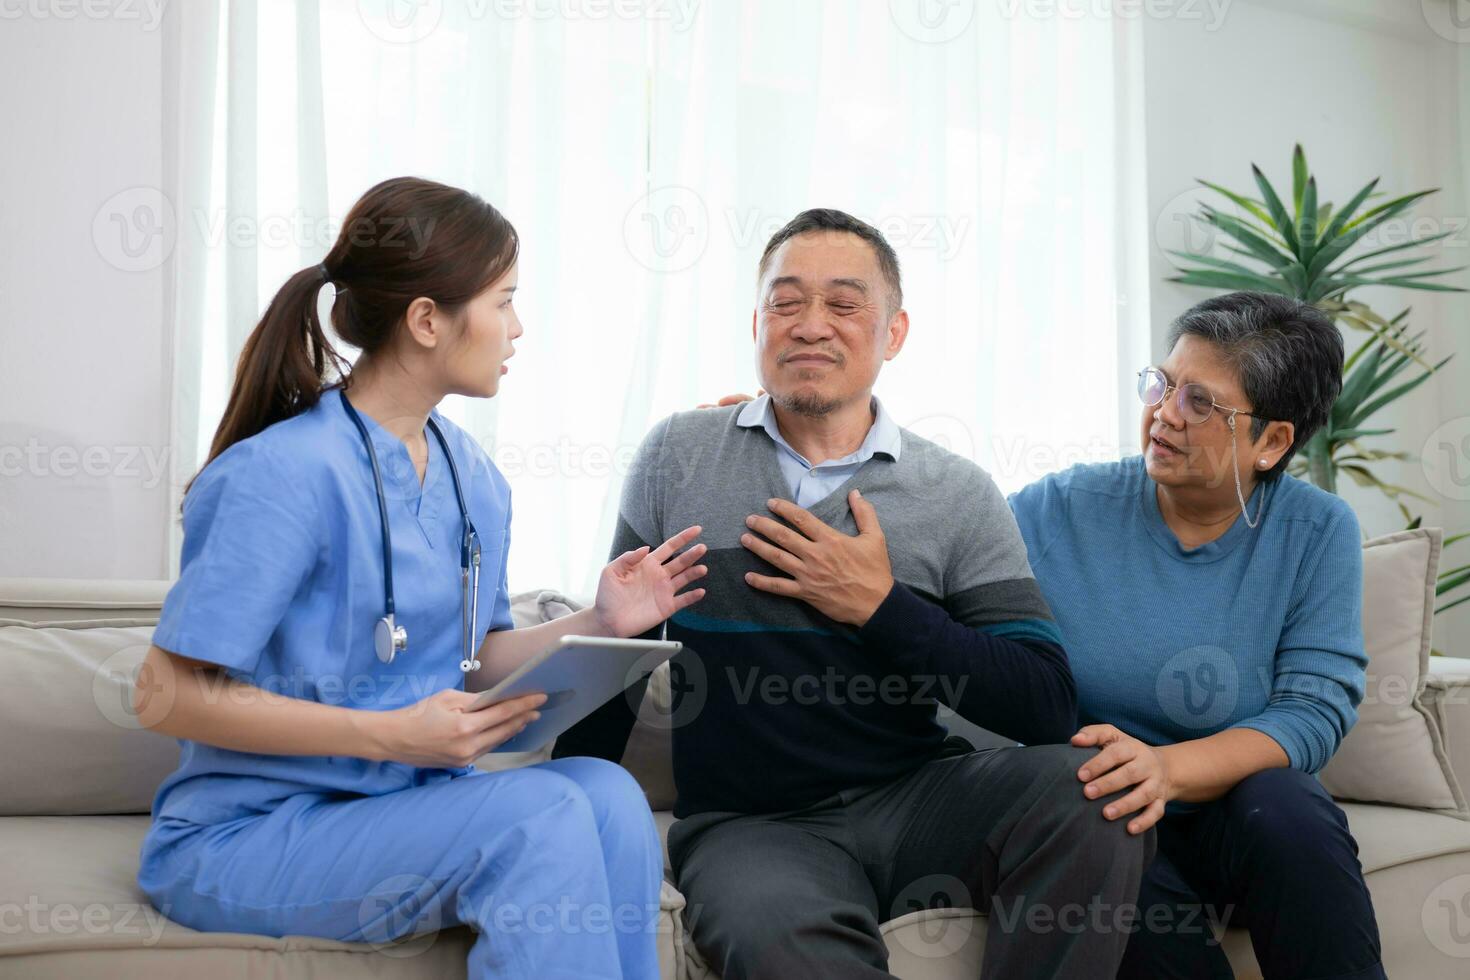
[131,176,708,980]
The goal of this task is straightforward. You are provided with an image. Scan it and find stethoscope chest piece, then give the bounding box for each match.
[342,390,481,675]
[375,614,409,664]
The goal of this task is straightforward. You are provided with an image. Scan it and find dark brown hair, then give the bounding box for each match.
[188,176,518,495]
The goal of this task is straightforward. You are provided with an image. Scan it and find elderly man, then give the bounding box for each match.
[556,209,1152,979]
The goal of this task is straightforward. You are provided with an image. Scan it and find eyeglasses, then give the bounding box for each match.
[1136,367,1280,427]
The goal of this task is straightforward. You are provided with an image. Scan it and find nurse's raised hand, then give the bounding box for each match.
[365,689,548,768]
[593,525,709,638]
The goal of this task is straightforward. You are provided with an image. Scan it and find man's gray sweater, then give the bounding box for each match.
[556,404,1076,817]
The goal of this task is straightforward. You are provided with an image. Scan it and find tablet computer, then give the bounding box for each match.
[470,634,683,753]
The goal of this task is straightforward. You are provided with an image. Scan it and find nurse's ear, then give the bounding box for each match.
[401,296,452,350]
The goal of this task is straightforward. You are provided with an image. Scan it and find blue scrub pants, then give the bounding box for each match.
[138,757,663,980]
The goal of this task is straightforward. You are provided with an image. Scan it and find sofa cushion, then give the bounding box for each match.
[1337,801,1470,873]
[0,579,174,816]
[1428,656,1470,786]
[0,578,170,627]
[1320,529,1468,817]
[0,624,177,816]
[0,814,689,979]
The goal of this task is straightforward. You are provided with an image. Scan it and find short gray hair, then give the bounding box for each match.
[1165,291,1343,480]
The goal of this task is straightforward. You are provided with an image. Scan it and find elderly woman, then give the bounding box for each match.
[1008,290,1382,979]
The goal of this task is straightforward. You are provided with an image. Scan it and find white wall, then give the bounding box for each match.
[1144,0,1470,653]
[0,7,171,581]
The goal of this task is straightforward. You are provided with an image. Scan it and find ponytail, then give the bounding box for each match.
[184,177,519,500]
[185,264,346,496]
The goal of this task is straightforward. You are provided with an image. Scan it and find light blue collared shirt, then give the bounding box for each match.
[736,393,902,508]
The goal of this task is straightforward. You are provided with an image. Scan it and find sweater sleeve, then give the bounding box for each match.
[1229,501,1367,773]
[857,465,1077,745]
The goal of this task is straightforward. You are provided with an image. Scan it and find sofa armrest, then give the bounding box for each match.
[1426,656,1470,793]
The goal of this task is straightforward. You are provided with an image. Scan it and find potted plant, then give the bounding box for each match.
[1167,145,1468,618]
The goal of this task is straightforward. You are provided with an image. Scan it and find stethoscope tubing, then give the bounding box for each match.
[339,389,480,668]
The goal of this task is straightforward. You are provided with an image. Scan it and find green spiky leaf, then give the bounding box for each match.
[1253,164,1299,255]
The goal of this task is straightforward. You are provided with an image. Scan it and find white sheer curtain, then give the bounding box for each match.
[162,0,1151,595]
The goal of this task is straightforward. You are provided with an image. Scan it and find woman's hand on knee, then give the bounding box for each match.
[1072,724,1172,835]
[362,689,548,768]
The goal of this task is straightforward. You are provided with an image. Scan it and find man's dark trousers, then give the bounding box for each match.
[669,741,1156,980]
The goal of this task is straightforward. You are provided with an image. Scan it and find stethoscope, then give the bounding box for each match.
[339,390,483,674]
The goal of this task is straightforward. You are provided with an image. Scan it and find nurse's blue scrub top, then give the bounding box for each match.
[148,386,514,826]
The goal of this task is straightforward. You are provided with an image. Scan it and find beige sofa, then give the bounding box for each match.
[4,576,1470,979]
